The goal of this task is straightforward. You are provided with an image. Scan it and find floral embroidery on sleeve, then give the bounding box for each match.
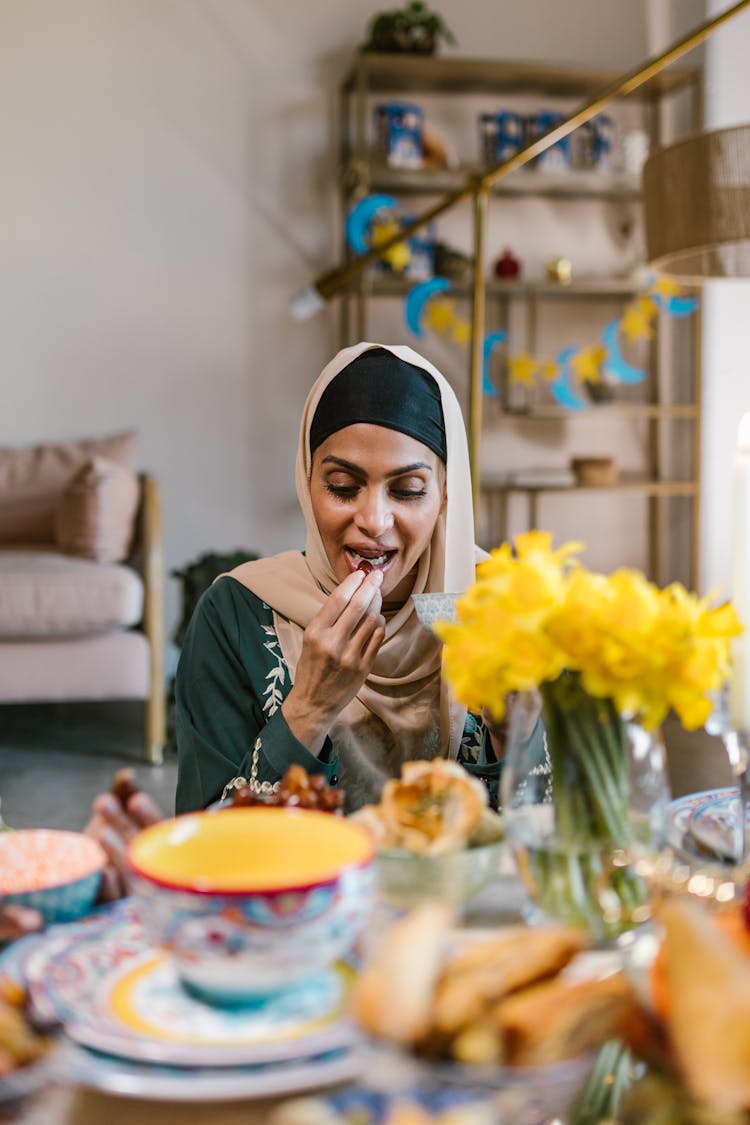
[261,625,288,717]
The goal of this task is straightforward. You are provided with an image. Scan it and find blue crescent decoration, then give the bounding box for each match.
[653,292,700,318]
[482,331,507,397]
[601,318,645,385]
[404,276,452,338]
[549,346,588,411]
[345,194,398,255]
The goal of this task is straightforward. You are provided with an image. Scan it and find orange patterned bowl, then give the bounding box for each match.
[0,829,106,923]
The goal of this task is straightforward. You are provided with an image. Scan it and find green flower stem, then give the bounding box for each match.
[535,672,648,939]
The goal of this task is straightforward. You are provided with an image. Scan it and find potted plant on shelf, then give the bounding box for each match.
[360,1,457,55]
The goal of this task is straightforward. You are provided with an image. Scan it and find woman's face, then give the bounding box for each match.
[310,423,446,599]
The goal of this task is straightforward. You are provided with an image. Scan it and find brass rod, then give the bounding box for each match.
[468,188,488,517]
[310,0,750,302]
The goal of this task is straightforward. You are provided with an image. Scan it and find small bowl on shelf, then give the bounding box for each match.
[0,829,106,924]
[127,806,375,1005]
[570,456,618,486]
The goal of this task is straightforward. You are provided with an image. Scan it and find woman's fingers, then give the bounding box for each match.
[90,793,140,840]
[97,864,126,904]
[0,905,43,943]
[126,791,163,828]
[314,568,368,627]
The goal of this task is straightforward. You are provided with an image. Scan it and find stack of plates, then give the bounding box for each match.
[10,900,361,1102]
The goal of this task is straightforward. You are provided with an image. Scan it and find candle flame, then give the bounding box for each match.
[740,413,750,453]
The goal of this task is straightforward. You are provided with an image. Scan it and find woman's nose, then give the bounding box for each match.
[354,491,394,537]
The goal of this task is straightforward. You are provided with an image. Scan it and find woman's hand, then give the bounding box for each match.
[282,568,386,754]
[85,785,163,902]
[0,905,43,944]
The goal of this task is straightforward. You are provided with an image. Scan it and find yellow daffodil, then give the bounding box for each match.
[435,532,742,732]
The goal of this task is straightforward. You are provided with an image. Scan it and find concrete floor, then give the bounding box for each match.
[0,702,735,834]
[0,702,178,831]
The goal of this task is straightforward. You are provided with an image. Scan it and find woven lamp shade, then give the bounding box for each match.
[644,123,750,280]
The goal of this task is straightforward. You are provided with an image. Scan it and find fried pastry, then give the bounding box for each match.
[350,901,453,1045]
[362,759,488,855]
[433,925,588,1035]
[493,971,637,1066]
[659,897,750,1111]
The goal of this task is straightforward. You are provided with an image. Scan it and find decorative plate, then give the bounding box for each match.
[688,790,746,864]
[57,1039,361,1103]
[22,900,359,1068]
[665,788,739,863]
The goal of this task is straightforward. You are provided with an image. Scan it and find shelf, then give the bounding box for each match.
[356,164,642,201]
[481,475,698,496]
[343,54,700,100]
[359,275,644,300]
[339,52,703,589]
[487,404,699,420]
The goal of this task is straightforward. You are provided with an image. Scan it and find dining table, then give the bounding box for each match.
[6,862,531,1125]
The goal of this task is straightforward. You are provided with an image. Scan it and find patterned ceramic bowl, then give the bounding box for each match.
[0,829,106,924]
[127,807,375,1005]
[411,592,459,629]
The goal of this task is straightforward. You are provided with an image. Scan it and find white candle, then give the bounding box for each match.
[731,413,750,733]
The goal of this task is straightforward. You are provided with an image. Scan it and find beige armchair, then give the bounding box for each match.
[0,435,166,764]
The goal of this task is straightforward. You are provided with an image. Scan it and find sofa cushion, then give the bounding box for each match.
[0,431,137,544]
[55,457,140,564]
[0,550,144,638]
[0,632,150,702]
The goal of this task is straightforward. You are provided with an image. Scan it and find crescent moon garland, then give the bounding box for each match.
[343,196,698,411]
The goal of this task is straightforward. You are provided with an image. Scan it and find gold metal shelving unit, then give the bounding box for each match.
[337,52,703,587]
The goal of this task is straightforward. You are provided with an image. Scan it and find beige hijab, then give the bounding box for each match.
[227,342,476,808]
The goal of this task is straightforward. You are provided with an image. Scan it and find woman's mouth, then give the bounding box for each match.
[345,546,396,572]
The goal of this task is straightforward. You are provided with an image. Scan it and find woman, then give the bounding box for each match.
[175,342,508,814]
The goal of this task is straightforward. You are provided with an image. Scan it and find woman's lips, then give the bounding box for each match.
[344,546,396,573]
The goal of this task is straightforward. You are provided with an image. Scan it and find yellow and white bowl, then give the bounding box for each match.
[127,806,375,1005]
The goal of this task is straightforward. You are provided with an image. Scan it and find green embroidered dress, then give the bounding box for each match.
[175,576,506,814]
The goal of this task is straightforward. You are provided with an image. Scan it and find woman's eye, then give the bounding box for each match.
[391,487,427,501]
[325,483,358,499]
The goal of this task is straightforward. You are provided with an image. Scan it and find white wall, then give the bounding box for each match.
[0,0,706,642]
[701,0,750,597]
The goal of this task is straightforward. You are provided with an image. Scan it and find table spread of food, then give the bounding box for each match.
[2,761,750,1125]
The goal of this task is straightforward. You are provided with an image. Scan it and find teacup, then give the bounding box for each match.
[127,806,374,1005]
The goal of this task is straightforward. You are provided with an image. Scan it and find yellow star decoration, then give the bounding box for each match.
[370,219,410,273]
[569,344,607,383]
[451,320,472,345]
[508,353,540,387]
[620,299,656,342]
[648,276,684,301]
[408,275,697,407]
[423,296,458,334]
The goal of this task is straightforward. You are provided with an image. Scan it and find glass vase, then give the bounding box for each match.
[501,674,671,943]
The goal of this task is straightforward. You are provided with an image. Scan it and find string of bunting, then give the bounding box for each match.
[345,194,699,411]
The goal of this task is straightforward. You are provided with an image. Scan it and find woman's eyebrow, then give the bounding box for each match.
[385,462,432,478]
[320,456,432,478]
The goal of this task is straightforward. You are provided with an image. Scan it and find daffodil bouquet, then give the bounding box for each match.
[435,532,742,937]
